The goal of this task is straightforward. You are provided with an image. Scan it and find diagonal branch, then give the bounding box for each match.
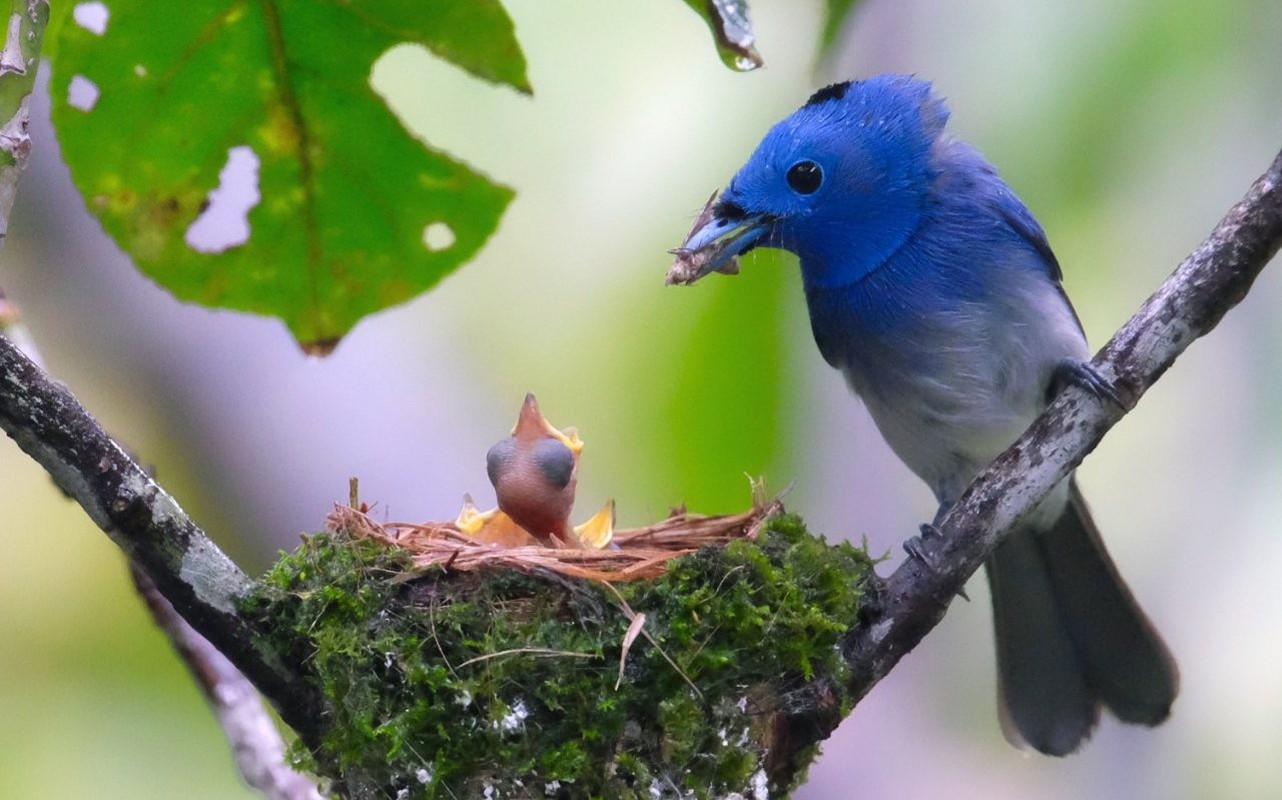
[843,148,1282,700]
[131,566,324,800]
[0,334,322,745]
[0,0,325,785]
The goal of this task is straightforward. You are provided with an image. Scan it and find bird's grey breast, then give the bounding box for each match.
[807,260,1088,501]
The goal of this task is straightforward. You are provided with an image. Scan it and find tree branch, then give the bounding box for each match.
[0,334,322,744]
[0,0,49,360]
[843,147,1282,700]
[0,0,327,786]
[130,565,324,800]
[0,0,46,239]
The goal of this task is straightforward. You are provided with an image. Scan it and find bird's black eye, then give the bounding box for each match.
[786,160,823,194]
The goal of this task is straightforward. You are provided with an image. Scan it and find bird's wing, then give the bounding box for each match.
[988,191,1087,336]
[963,152,1089,336]
[992,190,1062,282]
[938,137,1064,283]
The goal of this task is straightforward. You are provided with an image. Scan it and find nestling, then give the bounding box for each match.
[470,393,613,549]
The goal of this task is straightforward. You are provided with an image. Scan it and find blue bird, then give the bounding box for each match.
[671,75,1178,755]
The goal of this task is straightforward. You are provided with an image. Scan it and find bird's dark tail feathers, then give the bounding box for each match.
[985,478,1179,756]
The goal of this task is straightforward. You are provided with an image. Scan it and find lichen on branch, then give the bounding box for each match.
[0,0,47,235]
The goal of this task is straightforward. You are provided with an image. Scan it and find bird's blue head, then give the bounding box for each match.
[674,75,950,289]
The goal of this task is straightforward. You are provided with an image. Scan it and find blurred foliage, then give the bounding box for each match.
[683,0,763,71]
[1002,0,1246,216]
[819,0,861,51]
[682,0,863,68]
[661,258,790,513]
[46,0,528,349]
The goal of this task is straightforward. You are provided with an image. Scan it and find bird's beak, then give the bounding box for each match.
[513,393,584,454]
[572,498,615,549]
[666,192,771,286]
[454,493,498,535]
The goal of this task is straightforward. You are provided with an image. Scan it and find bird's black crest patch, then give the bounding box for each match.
[805,81,852,108]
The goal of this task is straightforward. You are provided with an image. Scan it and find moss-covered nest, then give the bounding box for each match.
[244,510,876,799]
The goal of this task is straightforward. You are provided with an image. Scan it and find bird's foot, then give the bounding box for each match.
[1050,359,1126,408]
[903,525,941,568]
[904,524,969,601]
[902,530,933,567]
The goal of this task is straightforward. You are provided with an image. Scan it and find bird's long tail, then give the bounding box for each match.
[985,478,1179,756]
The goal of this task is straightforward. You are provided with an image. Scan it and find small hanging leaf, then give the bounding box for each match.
[49,0,530,352]
[820,0,862,52]
[616,611,646,690]
[683,0,763,71]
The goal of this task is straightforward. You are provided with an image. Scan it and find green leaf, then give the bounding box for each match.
[682,0,763,71]
[820,0,860,51]
[49,0,530,351]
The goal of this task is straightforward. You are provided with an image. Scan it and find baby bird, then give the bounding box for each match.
[485,393,584,545]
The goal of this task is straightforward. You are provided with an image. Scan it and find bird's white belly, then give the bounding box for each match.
[856,376,1034,500]
[840,277,1089,502]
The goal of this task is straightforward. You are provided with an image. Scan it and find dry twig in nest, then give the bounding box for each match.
[326,500,782,582]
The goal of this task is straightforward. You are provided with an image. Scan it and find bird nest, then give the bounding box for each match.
[326,499,781,583]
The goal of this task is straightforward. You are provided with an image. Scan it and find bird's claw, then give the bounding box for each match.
[905,525,969,601]
[903,533,936,571]
[1051,359,1126,408]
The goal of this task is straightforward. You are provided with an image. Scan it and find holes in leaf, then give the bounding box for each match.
[67,75,100,112]
[422,222,455,252]
[72,2,109,36]
[185,146,261,254]
[134,64,147,78]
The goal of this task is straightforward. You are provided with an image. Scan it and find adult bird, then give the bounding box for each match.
[669,75,1177,755]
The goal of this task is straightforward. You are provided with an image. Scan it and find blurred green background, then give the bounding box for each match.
[3,0,1282,797]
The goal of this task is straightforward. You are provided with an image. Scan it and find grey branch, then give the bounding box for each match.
[0,334,322,744]
[842,148,1282,704]
[0,1,324,791]
[0,1,49,363]
[131,566,324,800]
[0,0,46,243]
